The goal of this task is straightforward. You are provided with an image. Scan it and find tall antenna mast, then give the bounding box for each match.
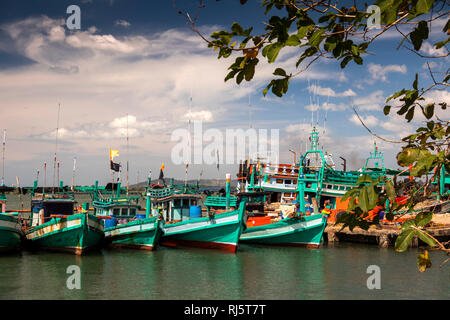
[43,162,47,195]
[186,91,192,173]
[72,157,76,191]
[248,95,252,129]
[53,103,61,195]
[1,129,5,186]
[126,113,129,195]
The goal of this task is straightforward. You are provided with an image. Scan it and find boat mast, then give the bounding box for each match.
[43,162,46,195]
[72,157,76,191]
[1,129,5,186]
[126,113,129,195]
[53,103,61,195]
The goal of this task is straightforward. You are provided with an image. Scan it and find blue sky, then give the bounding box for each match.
[0,0,448,186]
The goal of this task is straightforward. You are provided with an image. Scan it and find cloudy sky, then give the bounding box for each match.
[0,0,448,186]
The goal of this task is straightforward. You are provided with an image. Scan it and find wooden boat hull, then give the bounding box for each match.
[160,202,247,253]
[25,213,104,255]
[0,214,22,253]
[240,214,327,248]
[103,217,164,251]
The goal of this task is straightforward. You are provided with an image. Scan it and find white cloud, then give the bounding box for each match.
[308,84,356,97]
[349,114,379,127]
[353,90,385,111]
[115,19,131,27]
[367,63,407,82]
[305,104,320,111]
[183,110,214,122]
[420,42,447,57]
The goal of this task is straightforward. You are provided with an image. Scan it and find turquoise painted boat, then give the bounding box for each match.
[0,214,22,253]
[85,181,164,251]
[25,184,104,255]
[149,177,247,253]
[103,217,163,250]
[0,187,23,253]
[240,214,327,248]
[160,202,247,253]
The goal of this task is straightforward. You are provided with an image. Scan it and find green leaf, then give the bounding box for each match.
[397,148,419,166]
[224,69,238,82]
[410,20,429,51]
[262,42,283,63]
[353,56,363,65]
[423,103,434,119]
[401,219,416,230]
[414,212,433,227]
[273,68,287,77]
[359,187,370,212]
[236,71,245,84]
[231,22,244,35]
[367,185,378,209]
[395,228,415,252]
[308,29,325,47]
[385,180,396,203]
[340,56,352,68]
[416,229,437,247]
[416,0,435,15]
[405,106,415,122]
[383,105,391,115]
[412,73,418,90]
[286,34,300,46]
[417,250,432,272]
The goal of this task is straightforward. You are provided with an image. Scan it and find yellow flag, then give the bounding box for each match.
[110,149,119,160]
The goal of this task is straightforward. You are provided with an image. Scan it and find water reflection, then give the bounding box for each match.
[0,243,448,299]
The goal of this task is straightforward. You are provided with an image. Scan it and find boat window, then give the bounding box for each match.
[130,208,136,216]
[174,199,181,207]
[285,180,291,184]
[113,208,120,215]
[121,208,128,215]
[182,199,190,208]
[293,180,297,184]
[276,179,283,184]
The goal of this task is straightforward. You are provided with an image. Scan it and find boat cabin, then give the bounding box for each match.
[93,198,142,218]
[152,194,201,222]
[30,194,75,227]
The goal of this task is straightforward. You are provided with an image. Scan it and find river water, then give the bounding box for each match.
[0,243,448,300]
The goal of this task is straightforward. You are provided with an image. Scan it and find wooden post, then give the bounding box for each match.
[378,234,390,248]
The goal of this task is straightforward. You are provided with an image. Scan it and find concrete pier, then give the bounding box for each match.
[324,224,450,248]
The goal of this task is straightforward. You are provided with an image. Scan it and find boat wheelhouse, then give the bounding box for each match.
[25,181,104,255]
[79,181,163,251]
[149,176,247,253]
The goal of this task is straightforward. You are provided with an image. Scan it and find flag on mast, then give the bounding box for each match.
[110,149,121,172]
[159,162,165,185]
[110,149,119,160]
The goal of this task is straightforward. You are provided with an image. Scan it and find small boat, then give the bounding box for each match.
[149,175,247,253]
[239,211,327,248]
[24,182,104,255]
[85,181,163,251]
[0,187,22,253]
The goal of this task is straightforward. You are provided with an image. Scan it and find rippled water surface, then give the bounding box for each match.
[0,242,448,300]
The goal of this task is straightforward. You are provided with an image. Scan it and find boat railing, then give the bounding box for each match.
[204,196,238,208]
[149,184,198,199]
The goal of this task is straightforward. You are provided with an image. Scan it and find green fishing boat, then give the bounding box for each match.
[239,214,327,248]
[80,180,163,251]
[149,174,247,253]
[0,187,22,253]
[25,181,104,255]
